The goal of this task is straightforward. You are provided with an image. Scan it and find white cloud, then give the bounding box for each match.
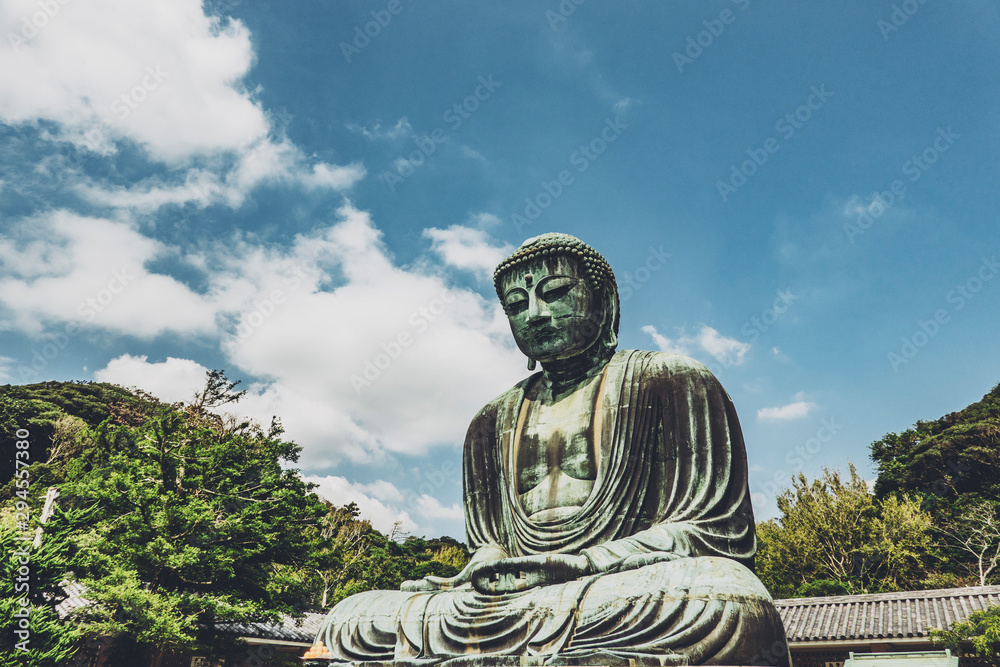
[843,193,895,220]
[95,355,208,403]
[696,326,750,365]
[11,203,517,533]
[468,213,501,228]
[78,141,365,212]
[415,495,463,522]
[347,118,412,141]
[303,475,417,536]
[757,400,817,421]
[75,203,524,467]
[0,0,362,208]
[423,225,513,280]
[298,477,465,538]
[1,0,264,162]
[0,356,15,382]
[0,211,217,337]
[613,97,635,113]
[216,204,524,464]
[642,324,750,366]
[459,145,487,163]
[641,324,689,356]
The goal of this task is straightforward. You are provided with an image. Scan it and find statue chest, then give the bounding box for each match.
[513,370,606,520]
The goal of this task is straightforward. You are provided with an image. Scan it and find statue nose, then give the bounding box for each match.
[527,292,549,322]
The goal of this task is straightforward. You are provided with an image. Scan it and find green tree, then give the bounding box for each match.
[299,506,471,610]
[931,604,1000,663]
[869,382,1000,587]
[935,501,1000,586]
[1,380,165,489]
[0,510,81,667]
[871,383,1000,511]
[2,374,473,659]
[51,371,327,663]
[306,502,379,609]
[756,464,933,597]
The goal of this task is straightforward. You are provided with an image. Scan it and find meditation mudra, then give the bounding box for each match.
[315,233,790,666]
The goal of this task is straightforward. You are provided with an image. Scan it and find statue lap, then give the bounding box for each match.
[319,556,789,666]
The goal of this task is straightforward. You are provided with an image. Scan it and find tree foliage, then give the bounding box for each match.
[755,381,1000,604]
[756,464,933,597]
[303,503,470,609]
[871,383,1000,510]
[0,381,163,489]
[931,605,1000,661]
[50,382,328,661]
[869,382,1000,588]
[0,373,470,663]
[0,510,81,667]
[935,501,1000,587]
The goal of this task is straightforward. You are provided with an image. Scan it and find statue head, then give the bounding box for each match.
[493,233,619,371]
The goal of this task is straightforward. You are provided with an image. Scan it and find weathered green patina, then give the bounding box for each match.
[314,233,791,666]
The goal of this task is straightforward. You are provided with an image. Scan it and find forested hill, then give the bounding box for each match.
[1,375,469,664]
[757,381,1000,600]
[0,380,164,486]
[871,382,1000,509]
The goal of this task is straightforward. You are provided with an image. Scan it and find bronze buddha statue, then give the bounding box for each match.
[313,233,791,666]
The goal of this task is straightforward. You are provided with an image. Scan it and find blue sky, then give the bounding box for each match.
[1,0,998,539]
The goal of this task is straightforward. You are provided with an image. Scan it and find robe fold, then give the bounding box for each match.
[316,351,791,666]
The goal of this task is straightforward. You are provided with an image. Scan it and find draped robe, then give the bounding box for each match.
[316,351,791,666]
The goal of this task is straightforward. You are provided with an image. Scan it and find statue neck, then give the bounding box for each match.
[538,344,615,392]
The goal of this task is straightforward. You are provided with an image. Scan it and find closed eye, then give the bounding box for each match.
[506,299,527,314]
[504,287,528,315]
[542,285,572,300]
[540,279,577,301]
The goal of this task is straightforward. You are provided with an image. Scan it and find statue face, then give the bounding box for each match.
[500,255,604,363]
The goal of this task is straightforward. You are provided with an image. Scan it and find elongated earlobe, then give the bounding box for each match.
[527,358,537,371]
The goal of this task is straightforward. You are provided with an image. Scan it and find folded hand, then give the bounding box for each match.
[470,554,592,594]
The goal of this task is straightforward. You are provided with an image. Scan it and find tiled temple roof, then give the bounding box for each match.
[775,585,1000,642]
[215,612,327,644]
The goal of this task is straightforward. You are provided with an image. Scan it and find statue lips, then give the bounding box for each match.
[526,324,559,340]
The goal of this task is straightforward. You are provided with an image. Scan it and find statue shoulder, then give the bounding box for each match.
[619,349,726,392]
[465,373,537,440]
